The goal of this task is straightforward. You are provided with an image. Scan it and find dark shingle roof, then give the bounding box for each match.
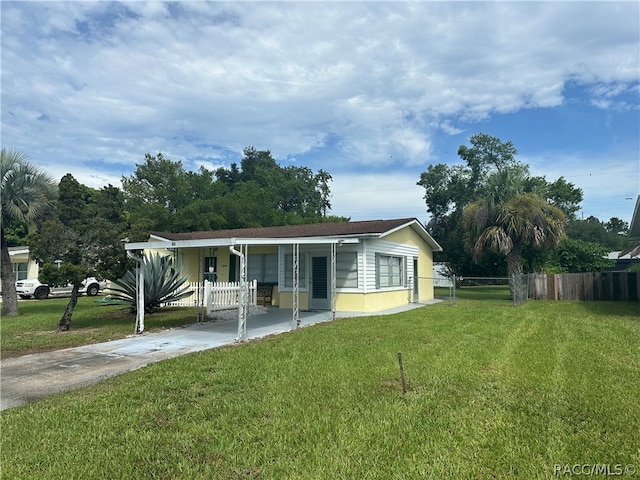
[152,218,419,241]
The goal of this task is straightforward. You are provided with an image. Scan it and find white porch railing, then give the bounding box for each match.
[163,280,258,313]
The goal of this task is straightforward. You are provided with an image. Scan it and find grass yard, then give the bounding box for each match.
[1,297,639,479]
[0,297,199,358]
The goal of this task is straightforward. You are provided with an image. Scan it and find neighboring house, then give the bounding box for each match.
[0,246,39,294]
[621,196,640,258]
[6,246,39,283]
[125,218,442,314]
[607,251,640,271]
[432,262,451,287]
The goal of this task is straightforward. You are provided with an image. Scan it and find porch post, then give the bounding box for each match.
[127,251,145,334]
[292,243,299,329]
[229,245,248,342]
[136,262,145,333]
[331,241,337,321]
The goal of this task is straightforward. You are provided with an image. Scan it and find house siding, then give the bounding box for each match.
[363,238,419,291]
[384,227,436,302]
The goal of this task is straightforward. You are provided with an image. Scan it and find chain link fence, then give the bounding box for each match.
[431,274,530,307]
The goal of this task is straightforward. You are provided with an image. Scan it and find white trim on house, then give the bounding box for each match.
[126,237,359,251]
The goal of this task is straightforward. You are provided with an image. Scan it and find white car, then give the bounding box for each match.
[15,277,107,300]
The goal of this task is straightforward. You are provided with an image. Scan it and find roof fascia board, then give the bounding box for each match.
[149,233,171,242]
[125,237,360,251]
[125,239,233,251]
[234,237,360,245]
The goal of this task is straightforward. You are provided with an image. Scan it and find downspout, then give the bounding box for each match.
[127,250,145,334]
[229,244,248,342]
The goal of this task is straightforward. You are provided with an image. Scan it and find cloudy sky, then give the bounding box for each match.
[2,1,639,225]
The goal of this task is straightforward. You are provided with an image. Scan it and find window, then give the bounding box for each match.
[284,253,307,288]
[377,254,404,288]
[204,256,217,282]
[13,262,28,281]
[248,254,278,283]
[336,252,358,288]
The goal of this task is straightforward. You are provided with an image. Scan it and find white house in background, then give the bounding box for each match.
[432,262,451,287]
[0,247,39,293]
[8,246,39,280]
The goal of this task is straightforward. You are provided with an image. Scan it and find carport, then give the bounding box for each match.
[124,236,359,341]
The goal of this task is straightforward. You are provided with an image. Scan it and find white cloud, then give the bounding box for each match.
[1,1,637,222]
[330,171,428,222]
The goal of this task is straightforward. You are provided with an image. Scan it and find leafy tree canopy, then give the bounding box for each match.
[543,237,615,273]
[566,216,633,252]
[29,174,131,331]
[418,133,583,277]
[123,147,343,238]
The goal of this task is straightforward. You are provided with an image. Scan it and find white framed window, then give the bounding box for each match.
[336,252,358,288]
[248,254,278,283]
[376,254,404,288]
[284,253,307,288]
[13,262,28,281]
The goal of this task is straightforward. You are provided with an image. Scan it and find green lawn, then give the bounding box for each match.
[0,297,199,358]
[2,298,639,479]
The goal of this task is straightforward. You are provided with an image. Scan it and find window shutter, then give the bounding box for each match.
[375,253,380,289]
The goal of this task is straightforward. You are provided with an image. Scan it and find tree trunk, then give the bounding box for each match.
[1,228,20,317]
[506,248,524,297]
[57,284,81,332]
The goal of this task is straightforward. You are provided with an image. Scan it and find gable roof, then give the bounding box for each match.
[142,218,441,251]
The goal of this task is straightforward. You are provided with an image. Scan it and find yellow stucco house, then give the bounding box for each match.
[125,218,442,315]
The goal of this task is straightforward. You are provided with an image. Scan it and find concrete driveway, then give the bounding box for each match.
[1,303,434,411]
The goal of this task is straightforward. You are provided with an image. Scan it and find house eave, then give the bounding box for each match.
[125,236,360,251]
[629,195,640,240]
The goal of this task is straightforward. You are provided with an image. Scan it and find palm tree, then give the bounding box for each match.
[463,192,566,293]
[1,149,57,316]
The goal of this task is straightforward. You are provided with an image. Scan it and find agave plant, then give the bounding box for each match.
[108,253,194,313]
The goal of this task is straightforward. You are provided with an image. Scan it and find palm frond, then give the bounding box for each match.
[1,149,57,227]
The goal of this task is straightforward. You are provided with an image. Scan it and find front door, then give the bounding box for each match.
[310,256,330,310]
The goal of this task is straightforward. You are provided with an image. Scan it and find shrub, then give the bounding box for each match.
[107,253,194,313]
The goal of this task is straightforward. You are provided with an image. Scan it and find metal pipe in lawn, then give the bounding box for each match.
[397,352,407,394]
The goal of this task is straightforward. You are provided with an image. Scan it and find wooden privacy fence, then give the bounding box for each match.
[529,272,639,302]
[164,280,258,311]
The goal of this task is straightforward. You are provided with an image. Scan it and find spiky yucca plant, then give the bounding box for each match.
[108,253,194,313]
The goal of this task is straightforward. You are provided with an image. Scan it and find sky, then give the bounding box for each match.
[2,1,639,227]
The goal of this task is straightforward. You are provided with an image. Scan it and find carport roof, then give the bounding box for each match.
[125,218,442,251]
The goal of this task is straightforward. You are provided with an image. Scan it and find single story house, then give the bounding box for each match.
[8,246,39,280]
[124,218,442,335]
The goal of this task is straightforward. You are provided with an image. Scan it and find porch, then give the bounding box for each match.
[193,300,438,342]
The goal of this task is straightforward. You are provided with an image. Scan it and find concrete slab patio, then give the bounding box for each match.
[1,302,437,411]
